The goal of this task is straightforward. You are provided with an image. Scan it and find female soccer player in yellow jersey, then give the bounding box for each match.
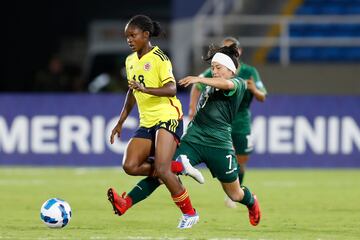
[107,15,199,229]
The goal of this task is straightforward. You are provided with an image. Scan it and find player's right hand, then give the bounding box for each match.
[110,123,122,144]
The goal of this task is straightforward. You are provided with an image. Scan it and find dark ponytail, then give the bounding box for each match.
[127,15,164,37]
[151,21,162,37]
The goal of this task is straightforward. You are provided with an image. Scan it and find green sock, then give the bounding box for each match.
[128,177,161,206]
[239,185,254,207]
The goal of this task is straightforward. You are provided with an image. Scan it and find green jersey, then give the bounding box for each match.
[182,77,247,150]
[197,62,267,134]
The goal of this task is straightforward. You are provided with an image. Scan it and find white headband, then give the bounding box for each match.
[211,52,237,73]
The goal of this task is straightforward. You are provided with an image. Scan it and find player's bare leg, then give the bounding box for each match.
[154,129,198,229]
[122,138,154,176]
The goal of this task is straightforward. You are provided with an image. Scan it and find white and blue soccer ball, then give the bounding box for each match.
[40,198,72,228]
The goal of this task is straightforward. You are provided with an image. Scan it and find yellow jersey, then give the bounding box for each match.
[125,46,183,128]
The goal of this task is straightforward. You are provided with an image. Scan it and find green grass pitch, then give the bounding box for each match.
[0,167,359,240]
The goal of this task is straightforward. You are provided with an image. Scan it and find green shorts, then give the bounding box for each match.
[174,141,239,183]
[231,133,253,155]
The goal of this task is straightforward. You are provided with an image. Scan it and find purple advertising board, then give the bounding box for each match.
[0,94,359,167]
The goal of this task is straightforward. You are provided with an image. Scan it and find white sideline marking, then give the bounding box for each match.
[114,237,186,240]
[0,237,273,240]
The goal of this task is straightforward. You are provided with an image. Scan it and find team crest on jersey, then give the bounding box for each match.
[144,62,151,71]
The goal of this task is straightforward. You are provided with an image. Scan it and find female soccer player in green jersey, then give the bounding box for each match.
[188,37,267,208]
[107,15,198,229]
[175,43,261,226]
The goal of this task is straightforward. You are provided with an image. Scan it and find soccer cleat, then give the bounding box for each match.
[177,212,199,229]
[247,194,261,226]
[224,196,238,209]
[107,188,128,216]
[178,155,205,184]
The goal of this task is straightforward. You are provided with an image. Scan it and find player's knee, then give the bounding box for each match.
[122,161,138,176]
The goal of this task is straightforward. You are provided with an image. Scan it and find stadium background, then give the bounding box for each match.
[2,0,359,167]
[1,1,360,239]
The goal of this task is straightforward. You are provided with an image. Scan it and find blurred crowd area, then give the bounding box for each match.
[32,54,127,93]
[2,0,171,93]
[2,0,360,94]
[33,55,83,92]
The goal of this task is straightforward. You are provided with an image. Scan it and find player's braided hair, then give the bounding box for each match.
[127,15,164,37]
[203,43,239,69]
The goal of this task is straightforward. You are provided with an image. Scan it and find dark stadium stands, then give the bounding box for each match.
[267,0,360,62]
[296,0,360,15]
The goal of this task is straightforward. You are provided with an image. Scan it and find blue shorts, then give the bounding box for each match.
[133,119,183,144]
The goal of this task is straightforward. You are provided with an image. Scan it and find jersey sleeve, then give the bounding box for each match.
[195,83,206,92]
[157,58,175,85]
[250,66,267,94]
[224,77,247,97]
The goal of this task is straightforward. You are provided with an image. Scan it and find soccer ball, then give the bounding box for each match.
[40,198,72,228]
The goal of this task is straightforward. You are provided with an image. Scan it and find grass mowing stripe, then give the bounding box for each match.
[0,168,359,240]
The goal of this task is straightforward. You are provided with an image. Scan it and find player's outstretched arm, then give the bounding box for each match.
[179,76,235,90]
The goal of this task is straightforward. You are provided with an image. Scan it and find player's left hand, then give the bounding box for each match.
[129,80,146,92]
[179,76,198,87]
